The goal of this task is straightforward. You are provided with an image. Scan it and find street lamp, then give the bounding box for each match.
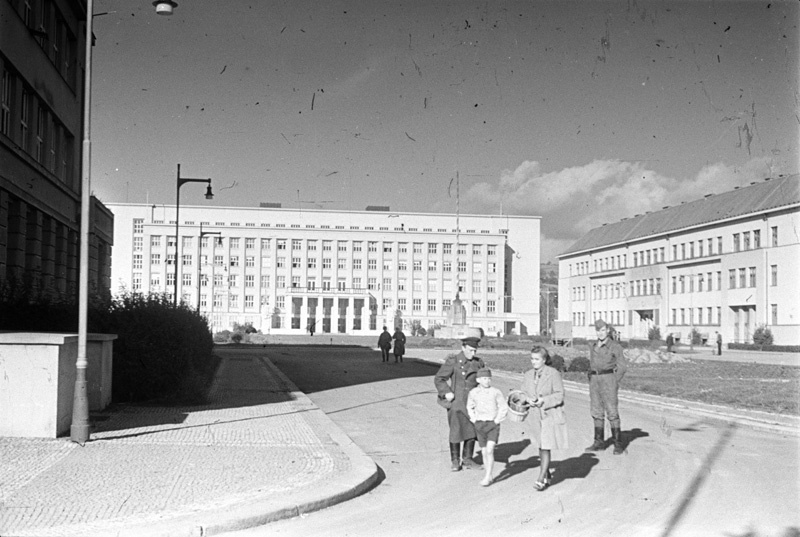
[174,163,213,307]
[197,224,221,313]
[72,0,177,444]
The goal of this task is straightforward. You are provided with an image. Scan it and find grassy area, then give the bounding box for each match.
[477,351,800,416]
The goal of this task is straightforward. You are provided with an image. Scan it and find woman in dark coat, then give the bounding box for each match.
[392,328,406,363]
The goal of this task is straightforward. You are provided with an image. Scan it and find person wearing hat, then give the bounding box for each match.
[467,368,508,486]
[586,318,627,454]
[434,335,486,471]
[377,326,392,362]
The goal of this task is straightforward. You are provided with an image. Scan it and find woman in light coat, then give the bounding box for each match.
[519,346,568,490]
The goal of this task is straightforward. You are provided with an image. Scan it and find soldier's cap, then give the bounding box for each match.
[594,318,608,330]
[476,368,492,378]
[461,337,481,348]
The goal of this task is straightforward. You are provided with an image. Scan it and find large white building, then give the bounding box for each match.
[557,175,800,345]
[107,203,540,336]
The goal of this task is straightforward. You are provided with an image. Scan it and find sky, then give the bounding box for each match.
[89,0,799,262]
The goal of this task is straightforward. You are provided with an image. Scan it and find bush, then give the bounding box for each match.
[728,343,800,352]
[214,330,232,343]
[550,353,566,372]
[690,328,703,345]
[753,325,774,347]
[568,355,590,372]
[231,332,243,344]
[648,326,662,341]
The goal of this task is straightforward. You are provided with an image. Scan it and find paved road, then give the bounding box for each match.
[223,346,800,537]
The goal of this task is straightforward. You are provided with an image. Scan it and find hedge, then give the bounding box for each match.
[727,343,800,353]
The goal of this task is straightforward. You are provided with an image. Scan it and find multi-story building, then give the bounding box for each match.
[107,203,540,336]
[557,175,800,345]
[1,0,113,297]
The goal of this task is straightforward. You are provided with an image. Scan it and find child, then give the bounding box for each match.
[467,369,508,486]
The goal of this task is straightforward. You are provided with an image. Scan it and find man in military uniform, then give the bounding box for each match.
[435,335,485,471]
[585,318,628,455]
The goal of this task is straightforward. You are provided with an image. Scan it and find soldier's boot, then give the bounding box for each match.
[612,427,625,455]
[449,443,462,471]
[461,439,481,469]
[585,426,606,452]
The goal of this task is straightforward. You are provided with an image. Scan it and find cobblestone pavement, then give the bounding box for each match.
[0,350,378,537]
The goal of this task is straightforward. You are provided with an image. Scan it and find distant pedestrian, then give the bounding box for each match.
[435,335,485,471]
[378,326,392,362]
[467,369,508,486]
[716,331,722,356]
[585,319,627,455]
[392,328,406,363]
[307,321,315,337]
[520,346,568,490]
[666,333,674,353]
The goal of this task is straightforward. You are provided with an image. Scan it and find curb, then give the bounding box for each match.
[57,357,380,537]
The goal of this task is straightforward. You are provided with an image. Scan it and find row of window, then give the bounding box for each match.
[1,65,74,184]
[8,0,78,86]
[569,226,781,276]
[134,231,501,257]
[571,311,626,327]
[671,307,723,326]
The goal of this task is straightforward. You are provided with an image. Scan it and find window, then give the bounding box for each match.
[245,238,255,249]
[132,274,142,291]
[413,279,423,292]
[398,298,407,311]
[771,226,778,247]
[680,276,685,293]
[230,256,239,267]
[729,269,736,289]
[368,259,377,270]
[753,230,760,249]
[457,261,466,272]
[383,243,393,253]
[151,253,161,265]
[227,238,238,249]
[308,278,316,290]
[337,278,346,290]
[717,236,723,254]
[708,238,713,255]
[245,275,255,287]
[739,268,746,288]
[428,260,437,271]
[680,308,686,325]
[472,281,481,293]
[771,265,777,286]
[276,257,286,268]
[671,277,677,294]
[458,244,466,255]
[771,304,778,325]
[382,298,393,311]
[414,243,423,254]
[338,241,347,252]
[743,232,750,251]
[698,274,704,292]
[214,255,223,266]
[133,236,143,251]
[688,243,694,259]
[688,275,694,293]
[413,260,422,271]
[698,241,704,257]
[1,70,10,137]
[245,256,255,267]
[383,260,392,271]
[323,258,332,269]
[214,274,223,286]
[277,239,286,250]
[245,295,254,308]
[367,278,377,290]
[352,259,360,270]
[323,241,332,251]
[261,275,270,287]
[133,254,142,269]
[428,243,438,255]
[487,281,496,294]
[716,271,721,290]
[428,280,437,292]
[413,298,421,311]
[182,273,192,286]
[428,299,437,312]
[261,238,271,250]
[398,261,407,271]
[472,300,481,313]
[150,235,161,247]
[308,258,317,269]
[487,300,495,313]
[443,261,452,272]
[368,242,378,252]
[398,279,406,291]
[472,262,482,273]
[733,233,740,252]
[672,245,678,261]
[353,241,362,252]
[277,276,285,288]
[20,90,29,151]
[229,295,239,308]
[398,243,408,253]
[681,243,686,259]
[382,278,392,291]
[229,274,239,287]
[443,244,452,255]
[749,267,756,287]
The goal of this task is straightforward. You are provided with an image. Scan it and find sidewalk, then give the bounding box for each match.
[0,349,378,537]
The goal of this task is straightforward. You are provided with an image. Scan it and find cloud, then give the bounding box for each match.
[461,158,777,262]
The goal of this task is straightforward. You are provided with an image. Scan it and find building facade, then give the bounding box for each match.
[1,0,113,297]
[107,203,541,336]
[557,175,800,345]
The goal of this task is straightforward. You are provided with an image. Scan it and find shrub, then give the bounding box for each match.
[231,332,243,344]
[214,330,232,343]
[233,322,259,334]
[648,326,662,341]
[568,355,590,372]
[690,328,703,345]
[550,353,566,372]
[753,325,774,347]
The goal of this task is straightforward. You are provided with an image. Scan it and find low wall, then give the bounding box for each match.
[0,333,117,438]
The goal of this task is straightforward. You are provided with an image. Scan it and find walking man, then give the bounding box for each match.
[435,333,485,471]
[716,331,722,356]
[585,319,628,455]
[378,326,392,362]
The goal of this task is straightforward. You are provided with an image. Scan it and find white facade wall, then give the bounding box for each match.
[558,204,800,345]
[107,204,540,336]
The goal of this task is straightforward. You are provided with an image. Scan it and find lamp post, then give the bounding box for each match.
[71,0,179,445]
[197,224,221,313]
[174,163,213,307]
